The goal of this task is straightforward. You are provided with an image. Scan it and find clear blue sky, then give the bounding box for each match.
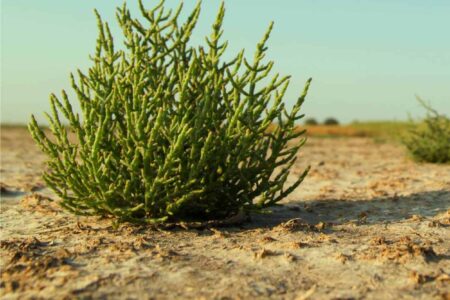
[2,0,449,124]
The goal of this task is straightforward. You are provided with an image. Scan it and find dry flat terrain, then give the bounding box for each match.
[1,127,449,299]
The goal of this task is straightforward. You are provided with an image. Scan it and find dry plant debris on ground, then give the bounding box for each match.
[1,127,449,299]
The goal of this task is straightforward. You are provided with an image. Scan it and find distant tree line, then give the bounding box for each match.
[304,117,339,125]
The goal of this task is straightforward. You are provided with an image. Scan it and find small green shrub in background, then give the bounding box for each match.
[403,97,450,163]
[324,117,339,125]
[304,118,318,126]
[28,1,312,224]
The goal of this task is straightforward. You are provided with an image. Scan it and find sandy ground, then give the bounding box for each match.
[0,127,449,300]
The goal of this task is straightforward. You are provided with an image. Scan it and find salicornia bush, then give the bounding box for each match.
[29,0,312,224]
[403,97,450,163]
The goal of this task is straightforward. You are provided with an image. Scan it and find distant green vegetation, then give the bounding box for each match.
[323,117,339,125]
[349,121,411,140]
[298,120,411,140]
[304,118,318,126]
[0,123,28,129]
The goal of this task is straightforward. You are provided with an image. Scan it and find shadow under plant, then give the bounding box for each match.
[249,190,450,228]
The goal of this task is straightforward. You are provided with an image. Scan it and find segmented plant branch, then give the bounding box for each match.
[29,0,312,224]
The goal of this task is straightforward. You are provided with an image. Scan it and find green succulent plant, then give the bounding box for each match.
[403,97,450,163]
[28,0,312,224]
